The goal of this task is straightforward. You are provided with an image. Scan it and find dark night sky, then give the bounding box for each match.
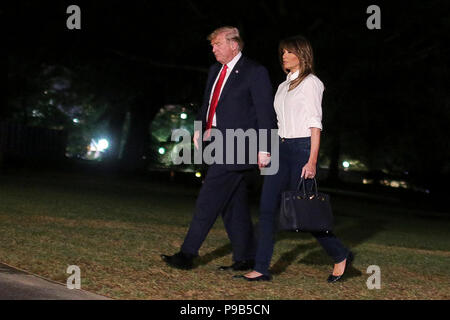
[7,0,449,117]
[9,0,448,81]
[6,0,450,185]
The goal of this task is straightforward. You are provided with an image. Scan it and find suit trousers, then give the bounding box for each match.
[181,163,256,262]
[254,137,350,276]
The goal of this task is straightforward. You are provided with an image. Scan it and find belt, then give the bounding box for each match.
[280,136,311,142]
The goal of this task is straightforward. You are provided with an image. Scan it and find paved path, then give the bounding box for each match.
[0,263,111,300]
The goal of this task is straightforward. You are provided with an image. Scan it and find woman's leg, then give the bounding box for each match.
[247,142,291,277]
[311,231,349,264]
[288,139,350,267]
[252,167,290,276]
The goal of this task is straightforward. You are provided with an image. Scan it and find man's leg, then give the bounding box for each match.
[221,171,256,263]
[180,164,245,257]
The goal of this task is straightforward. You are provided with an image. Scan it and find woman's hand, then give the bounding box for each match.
[301,161,316,179]
[302,128,321,179]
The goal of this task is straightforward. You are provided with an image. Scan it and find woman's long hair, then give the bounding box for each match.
[279,35,315,91]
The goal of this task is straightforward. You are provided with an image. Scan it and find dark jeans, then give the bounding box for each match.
[254,137,349,276]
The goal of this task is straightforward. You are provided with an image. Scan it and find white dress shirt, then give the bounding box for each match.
[206,51,242,126]
[274,71,324,138]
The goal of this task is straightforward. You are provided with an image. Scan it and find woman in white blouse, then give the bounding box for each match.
[237,35,353,282]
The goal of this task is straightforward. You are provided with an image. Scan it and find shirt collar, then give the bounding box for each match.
[224,51,242,71]
[287,70,299,82]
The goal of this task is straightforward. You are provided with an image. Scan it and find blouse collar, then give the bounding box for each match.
[287,70,300,82]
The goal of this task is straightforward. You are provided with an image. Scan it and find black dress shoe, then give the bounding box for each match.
[161,251,195,270]
[327,251,354,283]
[218,260,254,271]
[233,274,272,282]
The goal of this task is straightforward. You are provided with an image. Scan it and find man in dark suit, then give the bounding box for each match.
[161,26,277,271]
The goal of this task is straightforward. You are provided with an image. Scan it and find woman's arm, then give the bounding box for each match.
[301,127,321,178]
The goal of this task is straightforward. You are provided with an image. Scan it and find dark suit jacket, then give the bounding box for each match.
[196,55,277,171]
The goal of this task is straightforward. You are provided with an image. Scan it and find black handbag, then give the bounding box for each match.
[278,178,334,232]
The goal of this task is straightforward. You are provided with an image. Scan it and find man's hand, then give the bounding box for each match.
[258,152,271,169]
[193,130,200,150]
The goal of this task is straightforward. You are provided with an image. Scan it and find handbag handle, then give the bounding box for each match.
[296,177,319,197]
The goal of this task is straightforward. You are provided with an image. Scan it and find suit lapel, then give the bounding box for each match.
[218,55,245,104]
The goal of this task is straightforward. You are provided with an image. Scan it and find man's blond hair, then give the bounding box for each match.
[207,26,244,51]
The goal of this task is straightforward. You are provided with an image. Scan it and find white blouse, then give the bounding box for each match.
[274,71,324,138]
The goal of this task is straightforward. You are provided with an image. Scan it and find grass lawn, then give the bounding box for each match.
[0,169,449,300]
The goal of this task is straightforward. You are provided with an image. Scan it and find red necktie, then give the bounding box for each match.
[205,64,228,136]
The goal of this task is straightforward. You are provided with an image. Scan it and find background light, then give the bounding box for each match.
[97,139,109,151]
[195,172,202,178]
[180,113,187,120]
[158,147,166,155]
[343,161,350,168]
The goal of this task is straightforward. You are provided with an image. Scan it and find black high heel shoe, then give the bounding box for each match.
[327,251,354,283]
[218,260,254,271]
